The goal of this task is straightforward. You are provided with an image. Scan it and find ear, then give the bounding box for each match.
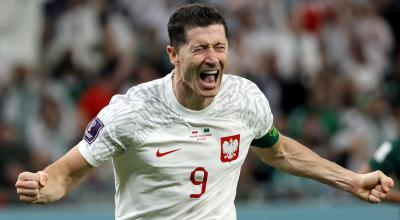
[166,46,179,66]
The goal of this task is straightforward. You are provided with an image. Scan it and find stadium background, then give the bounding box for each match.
[1,0,399,219]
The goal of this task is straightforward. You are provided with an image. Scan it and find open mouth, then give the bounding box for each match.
[199,70,219,88]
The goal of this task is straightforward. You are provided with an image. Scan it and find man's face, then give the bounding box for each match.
[170,24,228,100]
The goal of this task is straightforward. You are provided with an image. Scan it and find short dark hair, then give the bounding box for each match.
[167,3,228,50]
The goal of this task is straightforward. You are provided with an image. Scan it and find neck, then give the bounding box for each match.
[172,70,214,111]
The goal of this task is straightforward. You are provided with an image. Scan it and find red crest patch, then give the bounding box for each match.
[220,134,240,162]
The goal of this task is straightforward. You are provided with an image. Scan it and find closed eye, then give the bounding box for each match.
[193,46,206,53]
[214,45,226,52]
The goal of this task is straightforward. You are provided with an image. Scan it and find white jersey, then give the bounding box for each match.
[78,73,274,220]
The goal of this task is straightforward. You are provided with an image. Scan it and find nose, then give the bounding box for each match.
[204,49,219,66]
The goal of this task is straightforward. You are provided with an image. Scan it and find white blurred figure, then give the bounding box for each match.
[340,1,393,94]
[0,0,43,88]
[46,0,102,74]
[26,92,77,170]
[331,95,398,171]
[353,1,393,78]
[119,0,179,44]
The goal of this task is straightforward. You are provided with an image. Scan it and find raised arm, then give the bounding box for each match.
[252,134,394,203]
[15,145,93,204]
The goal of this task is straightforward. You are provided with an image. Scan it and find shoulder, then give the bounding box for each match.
[118,77,166,107]
[220,74,263,98]
[220,74,267,105]
[214,74,273,137]
[125,77,166,101]
[222,74,259,88]
[98,77,167,123]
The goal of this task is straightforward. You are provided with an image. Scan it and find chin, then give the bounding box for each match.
[200,89,219,98]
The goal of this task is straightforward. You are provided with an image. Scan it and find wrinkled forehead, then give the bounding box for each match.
[184,24,228,45]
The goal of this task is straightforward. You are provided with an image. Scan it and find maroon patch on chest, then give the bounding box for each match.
[220,134,240,162]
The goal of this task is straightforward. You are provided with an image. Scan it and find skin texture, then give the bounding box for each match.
[166,24,228,110]
[252,135,394,203]
[15,23,394,205]
[15,146,92,204]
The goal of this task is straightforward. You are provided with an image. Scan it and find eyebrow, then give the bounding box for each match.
[191,42,227,48]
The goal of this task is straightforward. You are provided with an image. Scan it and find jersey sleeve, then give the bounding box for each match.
[246,81,277,148]
[78,94,137,167]
[369,140,399,174]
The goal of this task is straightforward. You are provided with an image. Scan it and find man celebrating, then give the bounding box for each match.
[16,3,393,220]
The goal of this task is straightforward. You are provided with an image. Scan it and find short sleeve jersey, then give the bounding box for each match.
[369,138,400,177]
[78,73,274,220]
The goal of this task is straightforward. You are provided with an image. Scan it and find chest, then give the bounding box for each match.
[134,119,254,174]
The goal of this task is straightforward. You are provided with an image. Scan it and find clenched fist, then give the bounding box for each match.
[15,171,48,204]
[354,170,394,203]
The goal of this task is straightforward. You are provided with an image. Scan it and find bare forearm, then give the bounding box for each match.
[37,164,70,203]
[38,162,84,203]
[289,153,358,193]
[255,135,359,193]
[35,147,93,204]
[253,134,394,203]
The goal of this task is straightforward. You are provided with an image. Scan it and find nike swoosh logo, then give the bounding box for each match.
[156,148,182,157]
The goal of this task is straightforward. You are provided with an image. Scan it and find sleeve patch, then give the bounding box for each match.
[251,126,279,148]
[84,117,104,144]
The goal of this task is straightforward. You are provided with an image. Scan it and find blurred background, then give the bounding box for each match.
[1,0,400,219]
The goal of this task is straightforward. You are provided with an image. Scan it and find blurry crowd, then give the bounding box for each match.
[1,0,400,206]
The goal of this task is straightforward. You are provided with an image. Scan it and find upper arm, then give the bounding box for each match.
[251,133,316,170]
[251,132,285,166]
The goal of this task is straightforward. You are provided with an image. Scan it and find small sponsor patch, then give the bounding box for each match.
[190,128,212,141]
[84,117,104,144]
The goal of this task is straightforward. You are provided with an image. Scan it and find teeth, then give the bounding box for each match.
[202,70,218,74]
